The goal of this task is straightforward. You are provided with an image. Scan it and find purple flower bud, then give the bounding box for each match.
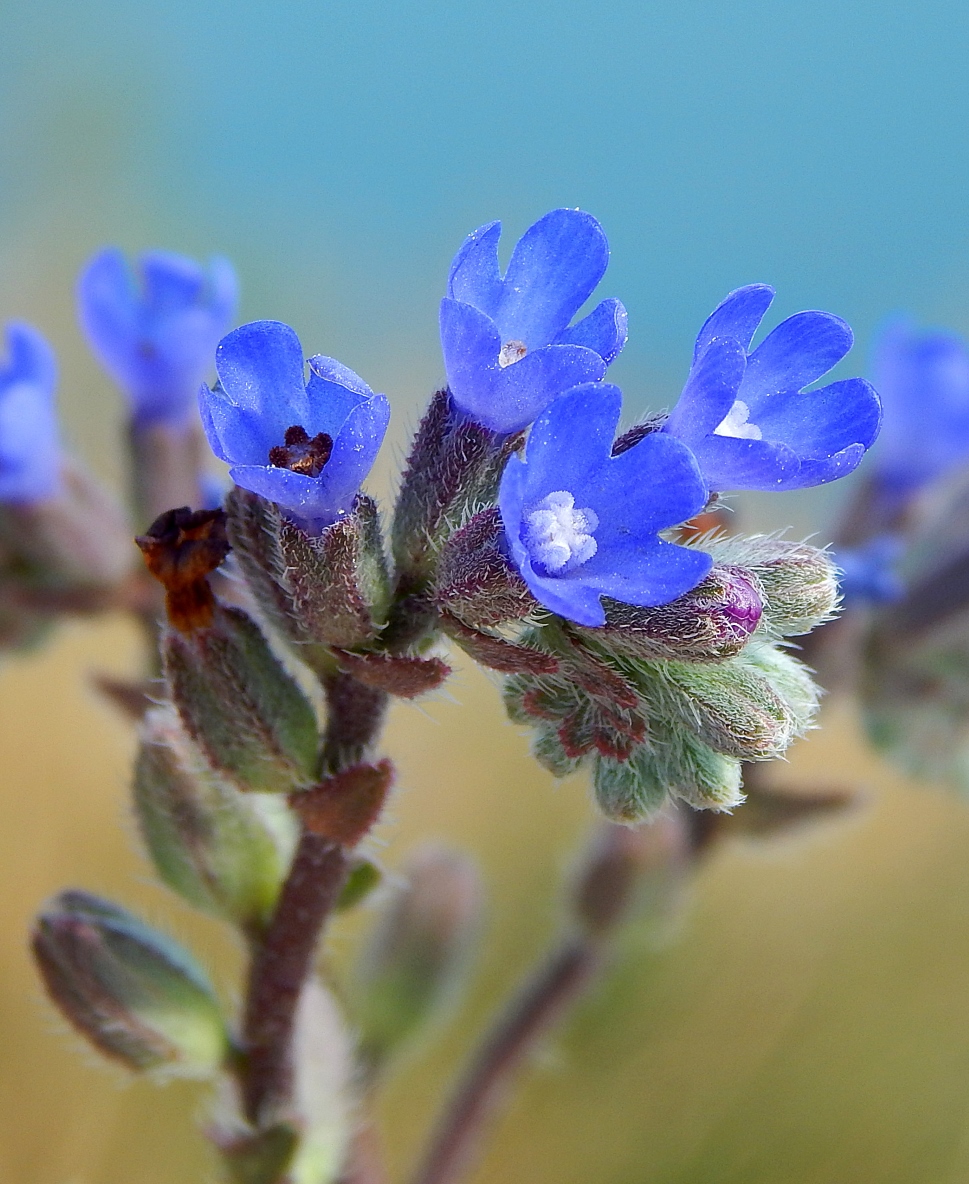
[590,565,763,662]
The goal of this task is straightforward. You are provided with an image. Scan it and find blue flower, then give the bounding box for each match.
[440,209,627,434]
[869,318,969,511]
[78,248,238,427]
[834,536,904,606]
[663,285,882,492]
[0,322,61,503]
[498,384,711,627]
[199,320,390,530]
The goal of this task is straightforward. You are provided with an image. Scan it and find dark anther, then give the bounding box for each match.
[269,425,333,478]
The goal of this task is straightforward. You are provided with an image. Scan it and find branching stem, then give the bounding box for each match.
[411,936,602,1184]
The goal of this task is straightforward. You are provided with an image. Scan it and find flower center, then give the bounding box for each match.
[498,339,528,368]
[523,490,599,575]
[713,399,762,440]
[269,425,333,477]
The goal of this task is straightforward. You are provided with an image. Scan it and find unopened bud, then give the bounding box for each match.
[572,815,690,937]
[164,603,319,793]
[32,891,227,1077]
[226,488,390,667]
[0,459,132,615]
[134,707,297,930]
[710,536,839,637]
[392,390,521,587]
[433,508,537,627]
[661,649,805,761]
[595,731,743,820]
[588,564,763,662]
[354,846,482,1070]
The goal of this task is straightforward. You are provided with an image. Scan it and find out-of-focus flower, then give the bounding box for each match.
[199,321,390,531]
[834,535,905,605]
[440,209,626,433]
[78,248,237,426]
[869,319,969,513]
[0,322,61,503]
[664,285,881,492]
[498,383,710,627]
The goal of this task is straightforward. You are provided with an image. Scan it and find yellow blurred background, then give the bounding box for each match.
[6,615,969,1184]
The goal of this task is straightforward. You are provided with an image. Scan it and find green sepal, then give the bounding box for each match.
[164,604,319,793]
[134,707,297,931]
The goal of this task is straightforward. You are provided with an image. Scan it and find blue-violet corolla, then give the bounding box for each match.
[663,285,881,492]
[78,248,237,427]
[0,323,61,503]
[869,318,969,512]
[440,209,627,434]
[498,383,711,626]
[199,320,390,531]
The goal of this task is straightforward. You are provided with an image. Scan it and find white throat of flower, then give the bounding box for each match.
[523,490,599,575]
[498,339,528,368]
[713,398,762,440]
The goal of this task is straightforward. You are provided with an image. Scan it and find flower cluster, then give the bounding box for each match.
[179,208,877,821]
[24,213,887,1184]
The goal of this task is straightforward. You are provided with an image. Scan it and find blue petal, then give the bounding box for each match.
[495,210,609,349]
[447,221,503,318]
[740,311,853,408]
[139,251,206,314]
[228,464,330,518]
[520,565,610,626]
[778,443,867,490]
[694,285,774,361]
[215,321,309,437]
[497,453,527,549]
[321,393,391,507]
[0,326,61,502]
[521,383,622,499]
[3,322,57,392]
[305,355,372,438]
[665,337,747,442]
[486,345,607,434]
[579,431,708,538]
[77,248,139,387]
[754,377,882,460]
[198,382,268,465]
[554,298,628,364]
[440,296,502,404]
[688,435,801,492]
[572,538,712,610]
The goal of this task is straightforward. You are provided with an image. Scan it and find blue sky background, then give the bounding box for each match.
[3,0,969,527]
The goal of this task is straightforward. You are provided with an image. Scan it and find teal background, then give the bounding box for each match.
[5,0,969,452]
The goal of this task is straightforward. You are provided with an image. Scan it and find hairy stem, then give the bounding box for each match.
[241,830,349,1124]
[411,937,602,1184]
[240,672,388,1127]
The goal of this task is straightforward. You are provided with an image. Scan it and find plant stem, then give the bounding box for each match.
[410,936,602,1184]
[241,829,349,1124]
[241,672,388,1127]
